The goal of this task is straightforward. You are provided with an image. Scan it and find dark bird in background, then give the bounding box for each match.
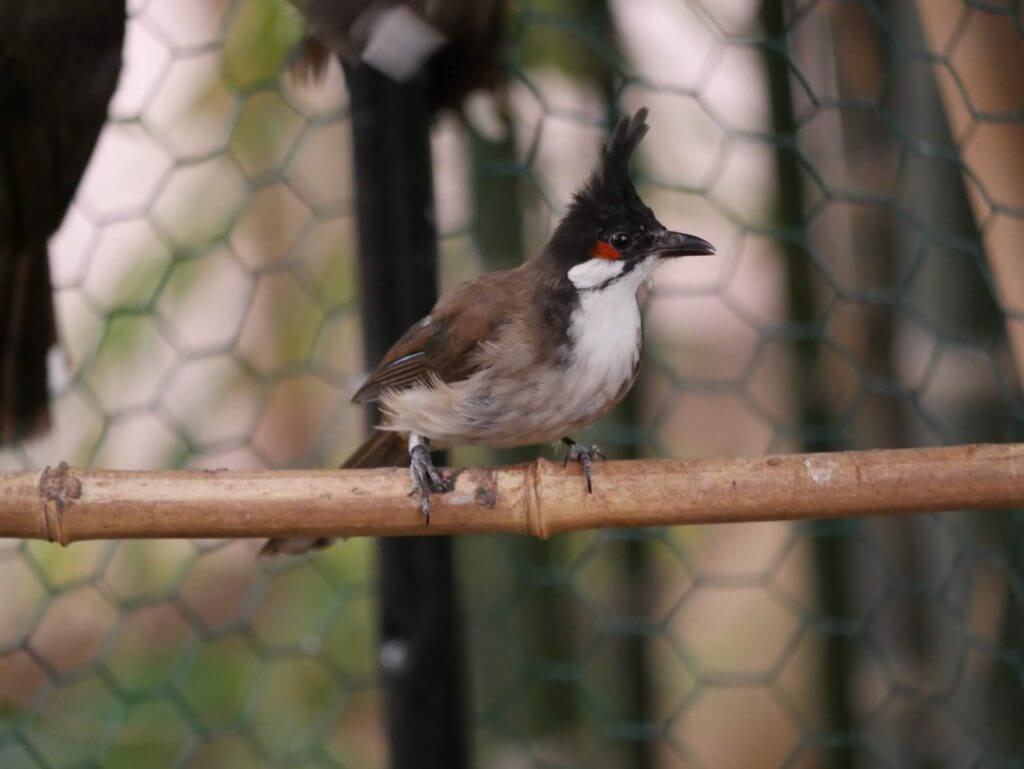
[290,0,505,116]
[262,109,716,555]
[0,0,125,443]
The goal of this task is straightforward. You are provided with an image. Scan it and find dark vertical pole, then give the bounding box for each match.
[826,5,926,767]
[758,3,853,769]
[345,64,469,769]
[618,529,654,769]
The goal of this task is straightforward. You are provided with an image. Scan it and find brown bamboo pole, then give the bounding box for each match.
[1,443,1022,545]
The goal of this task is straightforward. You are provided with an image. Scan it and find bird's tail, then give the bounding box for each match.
[0,243,56,444]
[258,430,407,556]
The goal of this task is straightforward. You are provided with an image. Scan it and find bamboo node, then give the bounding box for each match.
[37,461,80,546]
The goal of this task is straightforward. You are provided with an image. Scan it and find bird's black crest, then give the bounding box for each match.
[591,107,650,210]
[547,108,657,260]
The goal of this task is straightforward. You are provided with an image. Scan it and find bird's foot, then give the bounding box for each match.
[562,437,605,494]
[409,443,455,523]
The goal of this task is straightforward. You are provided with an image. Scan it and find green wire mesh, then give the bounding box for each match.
[1,1,1023,767]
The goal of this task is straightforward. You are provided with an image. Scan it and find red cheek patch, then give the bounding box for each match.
[591,240,622,260]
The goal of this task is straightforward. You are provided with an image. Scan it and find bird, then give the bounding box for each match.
[261,108,715,556]
[289,0,505,117]
[0,0,125,444]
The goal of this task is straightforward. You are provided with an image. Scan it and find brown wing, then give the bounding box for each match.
[351,269,521,403]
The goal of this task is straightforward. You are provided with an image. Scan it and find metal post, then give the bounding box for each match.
[345,63,470,769]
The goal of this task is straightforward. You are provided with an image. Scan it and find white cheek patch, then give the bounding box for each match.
[567,258,626,289]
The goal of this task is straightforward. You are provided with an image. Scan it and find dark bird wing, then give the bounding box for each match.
[351,269,520,403]
[0,0,125,443]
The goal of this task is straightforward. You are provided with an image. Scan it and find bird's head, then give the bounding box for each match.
[546,108,715,291]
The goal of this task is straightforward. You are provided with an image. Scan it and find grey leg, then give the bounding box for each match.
[408,434,452,523]
[561,437,605,494]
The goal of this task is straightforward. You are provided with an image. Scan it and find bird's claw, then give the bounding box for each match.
[562,438,605,494]
[409,444,454,523]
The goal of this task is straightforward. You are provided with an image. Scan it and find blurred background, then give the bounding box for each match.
[1,0,1023,767]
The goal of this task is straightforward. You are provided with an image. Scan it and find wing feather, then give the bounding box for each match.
[351,269,524,404]
[352,351,430,403]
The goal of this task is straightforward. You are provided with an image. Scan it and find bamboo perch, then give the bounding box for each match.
[1,443,1022,546]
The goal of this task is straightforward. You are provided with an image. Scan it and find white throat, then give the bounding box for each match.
[565,255,656,398]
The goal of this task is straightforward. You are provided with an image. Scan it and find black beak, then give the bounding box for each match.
[651,230,716,258]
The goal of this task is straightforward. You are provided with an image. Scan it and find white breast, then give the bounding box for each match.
[568,272,644,387]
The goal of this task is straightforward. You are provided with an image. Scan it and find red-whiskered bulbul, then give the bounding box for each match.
[0,0,125,443]
[262,108,715,555]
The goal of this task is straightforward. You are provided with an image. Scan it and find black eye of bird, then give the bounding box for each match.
[609,232,632,248]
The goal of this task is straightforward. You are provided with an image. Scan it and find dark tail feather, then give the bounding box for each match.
[337,429,408,470]
[259,430,407,556]
[0,243,56,444]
